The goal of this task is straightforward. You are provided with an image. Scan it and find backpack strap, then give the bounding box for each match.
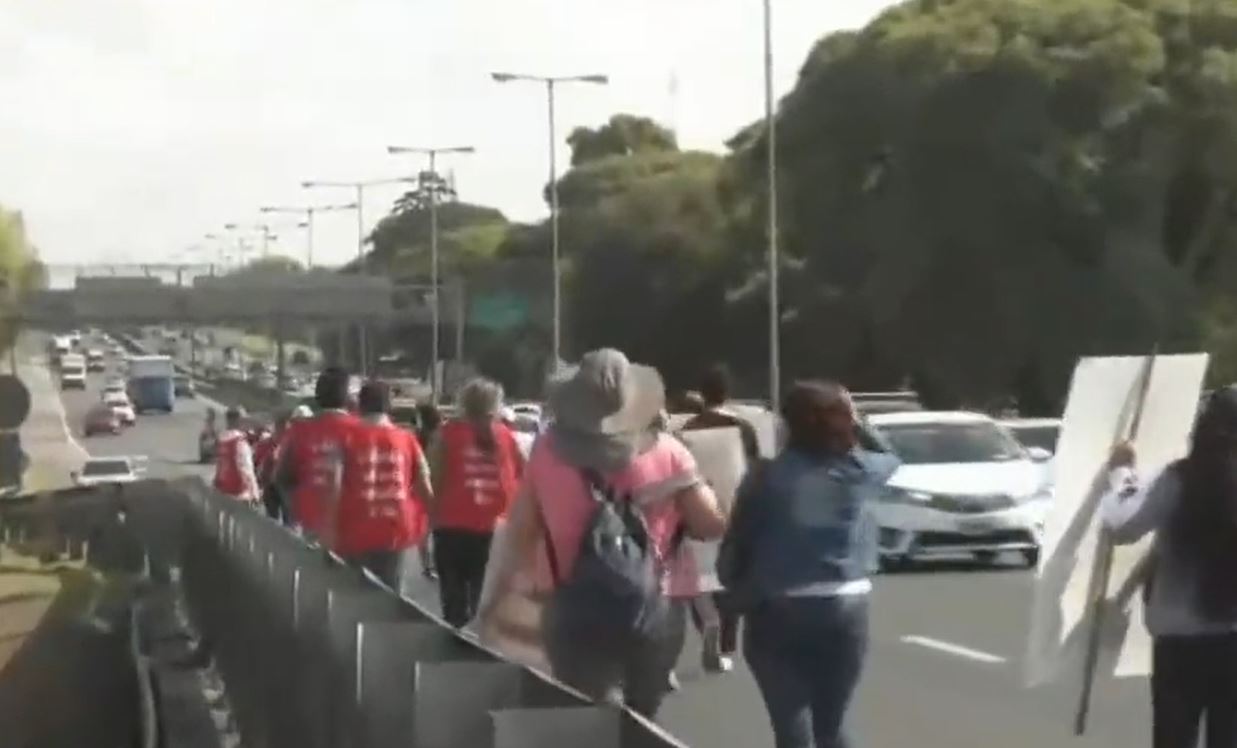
[532,490,562,586]
[580,468,616,503]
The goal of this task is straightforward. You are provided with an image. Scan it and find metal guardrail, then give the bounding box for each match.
[175,479,686,748]
[0,480,687,748]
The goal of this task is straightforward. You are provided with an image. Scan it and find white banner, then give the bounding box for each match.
[1025,353,1208,687]
[677,427,749,592]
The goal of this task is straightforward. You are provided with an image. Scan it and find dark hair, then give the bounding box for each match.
[417,404,442,438]
[358,381,390,416]
[1171,386,1237,620]
[314,367,350,410]
[781,380,852,455]
[700,365,731,407]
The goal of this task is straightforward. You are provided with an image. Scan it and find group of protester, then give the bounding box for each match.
[209,367,524,628]
[204,347,1237,748]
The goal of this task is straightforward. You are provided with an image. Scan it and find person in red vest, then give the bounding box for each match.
[428,377,524,627]
[323,381,433,589]
[214,406,260,503]
[275,367,358,538]
[257,405,313,523]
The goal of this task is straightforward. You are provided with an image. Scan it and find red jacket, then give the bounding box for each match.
[333,419,428,555]
[214,429,257,499]
[435,419,523,533]
[283,411,358,533]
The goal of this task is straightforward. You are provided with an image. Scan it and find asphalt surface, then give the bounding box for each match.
[58,343,214,484]
[56,333,1156,748]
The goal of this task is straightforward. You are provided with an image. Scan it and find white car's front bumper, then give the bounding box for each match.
[874,498,1047,559]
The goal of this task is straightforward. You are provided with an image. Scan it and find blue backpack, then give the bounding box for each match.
[545,469,677,641]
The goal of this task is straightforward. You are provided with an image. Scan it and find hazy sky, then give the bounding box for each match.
[0,0,896,268]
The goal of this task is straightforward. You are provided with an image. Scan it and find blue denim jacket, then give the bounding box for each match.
[726,446,900,600]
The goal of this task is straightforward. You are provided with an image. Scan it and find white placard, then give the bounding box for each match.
[1025,353,1208,686]
[677,426,748,592]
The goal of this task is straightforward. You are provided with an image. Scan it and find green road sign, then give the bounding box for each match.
[469,293,528,332]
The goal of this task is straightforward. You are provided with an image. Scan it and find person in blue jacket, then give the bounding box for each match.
[720,380,899,748]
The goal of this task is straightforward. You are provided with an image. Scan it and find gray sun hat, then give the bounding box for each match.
[547,348,666,472]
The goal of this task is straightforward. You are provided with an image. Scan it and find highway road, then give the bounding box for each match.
[54,342,1154,748]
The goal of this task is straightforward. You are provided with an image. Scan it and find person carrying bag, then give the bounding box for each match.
[474,348,725,719]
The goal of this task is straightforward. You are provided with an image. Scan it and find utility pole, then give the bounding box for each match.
[763,0,781,412]
[260,204,353,269]
[490,71,609,371]
[302,176,415,377]
[386,145,475,405]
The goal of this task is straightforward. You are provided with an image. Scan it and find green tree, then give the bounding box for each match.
[723,0,1237,406]
[0,208,43,354]
[558,142,736,385]
[567,114,678,167]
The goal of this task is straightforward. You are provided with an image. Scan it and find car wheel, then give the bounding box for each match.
[974,550,998,566]
[1022,547,1040,569]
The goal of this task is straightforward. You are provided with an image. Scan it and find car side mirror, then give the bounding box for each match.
[70,471,79,481]
[1027,447,1052,463]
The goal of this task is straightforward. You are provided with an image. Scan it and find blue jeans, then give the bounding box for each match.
[743,595,869,748]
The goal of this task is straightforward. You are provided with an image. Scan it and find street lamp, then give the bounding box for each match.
[303,177,417,378]
[763,0,781,411]
[385,145,475,405]
[259,204,357,268]
[203,233,228,271]
[224,222,278,260]
[490,71,608,371]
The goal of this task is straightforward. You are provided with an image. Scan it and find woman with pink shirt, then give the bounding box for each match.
[477,348,726,719]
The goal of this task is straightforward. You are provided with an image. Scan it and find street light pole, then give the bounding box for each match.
[224,223,278,265]
[547,79,561,370]
[385,146,474,405]
[490,71,608,372]
[303,177,416,376]
[261,203,357,268]
[763,0,781,412]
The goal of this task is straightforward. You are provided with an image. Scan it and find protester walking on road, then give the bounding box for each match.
[323,381,432,591]
[681,364,762,674]
[476,349,726,719]
[428,378,523,627]
[275,368,358,539]
[1101,386,1237,748]
[259,405,313,523]
[719,381,899,748]
[213,406,260,503]
[416,402,443,578]
[254,413,285,519]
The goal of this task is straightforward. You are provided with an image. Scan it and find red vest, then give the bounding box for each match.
[213,430,249,498]
[334,420,428,555]
[436,420,522,533]
[285,411,357,533]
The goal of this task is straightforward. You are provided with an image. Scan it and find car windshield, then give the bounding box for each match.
[82,460,130,477]
[1009,425,1060,453]
[878,421,1027,464]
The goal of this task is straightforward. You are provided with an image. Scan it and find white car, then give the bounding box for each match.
[103,390,137,426]
[869,411,1053,569]
[510,402,543,421]
[1001,417,1061,455]
[72,456,145,487]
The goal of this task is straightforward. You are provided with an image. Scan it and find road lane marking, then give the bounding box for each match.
[900,635,1007,665]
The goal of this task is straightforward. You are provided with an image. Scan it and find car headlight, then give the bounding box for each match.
[882,487,932,505]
